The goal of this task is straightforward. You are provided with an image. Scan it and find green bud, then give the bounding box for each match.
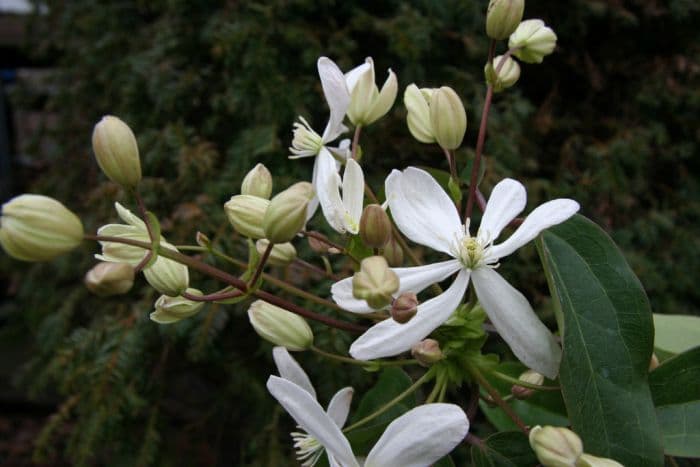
[352,256,399,309]
[486,0,525,40]
[576,454,624,467]
[248,300,313,351]
[511,369,545,399]
[0,194,84,262]
[411,339,444,367]
[529,425,583,467]
[256,239,297,266]
[263,185,312,244]
[195,231,211,249]
[143,255,190,297]
[150,288,204,324]
[359,204,392,249]
[241,163,273,199]
[382,234,404,267]
[509,19,557,64]
[224,195,270,239]
[391,292,418,324]
[485,54,521,92]
[429,86,467,150]
[404,84,435,144]
[84,262,134,296]
[91,115,142,188]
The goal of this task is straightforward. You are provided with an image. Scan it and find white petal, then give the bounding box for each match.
[342,158,365,234]
[318,57,351,143]
[386,167,462,256]
[488,199,580,260]
[326,387,354,428]
[365,403,469,467]
[394,259,462,294]
[472,267,562,379]
[316,148,346,233]
[331,276,374,314]
[272,347,316,399]
[115,202,146,229]
[344,59,372,93]
[478,178,526,243]
[348,58,376,124]
[266,376,359,467]
[349,269,469,360]
[365,68,398,125]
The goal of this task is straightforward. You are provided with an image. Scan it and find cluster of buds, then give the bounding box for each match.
[352,256,399,309]
[404,85,468,150]
[529,425,623,467]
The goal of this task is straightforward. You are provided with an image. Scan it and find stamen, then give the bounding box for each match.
[291,429,325,467]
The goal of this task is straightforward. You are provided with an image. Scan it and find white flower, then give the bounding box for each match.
[346,57,398,127]
[332,168,579,378]
[267,347,469,467]
[317,157,365,235]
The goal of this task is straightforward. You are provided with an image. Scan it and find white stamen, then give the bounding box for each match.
[291,429,325,467]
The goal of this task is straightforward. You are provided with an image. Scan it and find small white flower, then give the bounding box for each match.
[267,347,469,467]
[332,168,579,378]
[317,157,365,235]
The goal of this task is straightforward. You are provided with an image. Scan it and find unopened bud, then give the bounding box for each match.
[284,181,315,201]
[263,186,312,244]
[485,55,521,92]
[576,453,624,467]
[391,292,418,324]
[84,262,134,296]
[307,232,331,253]
[150,288,205,324]
[352,256,399,309]
[382,235,404,267]
[0,194,84,262]
[241,163,273,199]
[486,0,525,40]
[91,115,142,188]
[529,425,583,467]
[404,84,435,144]
[224,195,270,239]
[196,231,211,248]
[347,58,398,127]
[360,204,392,249]
[411,339,444,366]
[248,300,313,351]
[256,239,297,266]
[511,369,545,399]
[430,86,467,150]
[649,353,660,371]
[143,255,190,297]
[509,19,557,64]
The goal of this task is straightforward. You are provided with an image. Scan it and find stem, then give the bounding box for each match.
[294,258,342,281]
[249,241,273,287]
[465,84,494,220]
[343,369,435,433]
[134,189,155,242]
[469,365,529,434]
[311,346,418,367]
[464,433,485,449]
[489,371,560,391]
[182,289,243,302]
[351,125,362,160]
[443,147,458,182]
[301,230,360,265]
[466,384,479,421]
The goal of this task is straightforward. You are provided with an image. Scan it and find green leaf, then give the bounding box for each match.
[653,314,700,356]
[346,235,373,262]
[144,211,161,268]
[471,431,537,467]
[537,214,664,466]
[656,402,700,458]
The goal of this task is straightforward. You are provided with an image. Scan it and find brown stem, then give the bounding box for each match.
[249,241,274,287]
[471,366,529,434]
[301,231,360,265]
[133,250,153,274]
[466,384,480,421]
[293,258,342,281]
[183,289,243,302]
[134,189,155,242]
[351,125,362,160]
[465,84,494,220]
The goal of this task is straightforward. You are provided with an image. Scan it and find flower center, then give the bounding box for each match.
[291,117,323,155]
[291,429,325,467]
[460,236,485,269]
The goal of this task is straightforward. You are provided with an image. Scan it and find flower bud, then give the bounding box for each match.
[429,86,467,150]
[352,256,399,309]
[84,262,134,296]
[256,239,297,266]
[382,235,404,267]
[576,453,624,467]
[241,163,273,199]
[248,300,313,351]
[509,19,557,64]
[150,288,205,324]
[195,231,211,248]
[411,339,444,367]
[529,425,583,467]
[485,55,521,92]
[91,115,142,188]
[359,204,392,249]
[307,231,331,253]
[0,194,84,262]
[391,292,418,324]
[347,58,398,126]
[404,84,435,144]
[511,369,545,399]
[486,0,525,40]
[143,255,190,297]
[263,186,312,244]
[224,195,270,239]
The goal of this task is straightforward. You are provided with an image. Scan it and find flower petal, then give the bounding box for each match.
[326,387,354,428]
[478,178,526,242]
[266,376,359,467]
[115,202,146,229]
[488,199,580,260]
[348,57,376,125]
[330,276,375,314]
[365,403,469,467]
[472,267,562,378]
[318,57,351,143]
[349,269,469,360]
[393,259,462,294]
[344,60,372,93]
[272,347,316,399]
[404,84,434,143]
[386,167,462,256]
[365,68,398,125]
[342,158,364,234]
[316,148,346,233]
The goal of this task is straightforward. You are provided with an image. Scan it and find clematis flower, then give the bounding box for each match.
[267,347,469,467]
[317,157,365,235]
[332,168,579,378]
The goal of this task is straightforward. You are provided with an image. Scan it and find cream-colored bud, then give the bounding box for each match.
[256,239,297,266]
[263,187,311,244]
[529,425,583,467]
[391,292,418,324]
[0,194,84,262]
[359,204,392,249]
[241,163,273,199]
[511,369,545,399]
[404,84,435,144]
[430,86,467,150]
[347,58,398,126]
[150,288,204,324]
[382,235,404,267]
[352,256,399,309]
[143,255,190,297]
[224,195,270,239]
[84,262,134,296]
[576,453,624,467]
[248,300,313,351]
[195,231,211,248]
[411,339,444,367]
[91,115,142,188]
[509,19,557,64]
[283,181,315,201]
[486,0,525,40]
[485,54,521,92]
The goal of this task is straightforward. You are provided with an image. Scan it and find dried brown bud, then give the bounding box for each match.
[391,292,418,324]
[411,339,444,367]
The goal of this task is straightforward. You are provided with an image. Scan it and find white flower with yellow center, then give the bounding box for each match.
[331,168,579,378]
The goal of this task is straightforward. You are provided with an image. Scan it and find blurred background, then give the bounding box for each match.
[0,0,698,465]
